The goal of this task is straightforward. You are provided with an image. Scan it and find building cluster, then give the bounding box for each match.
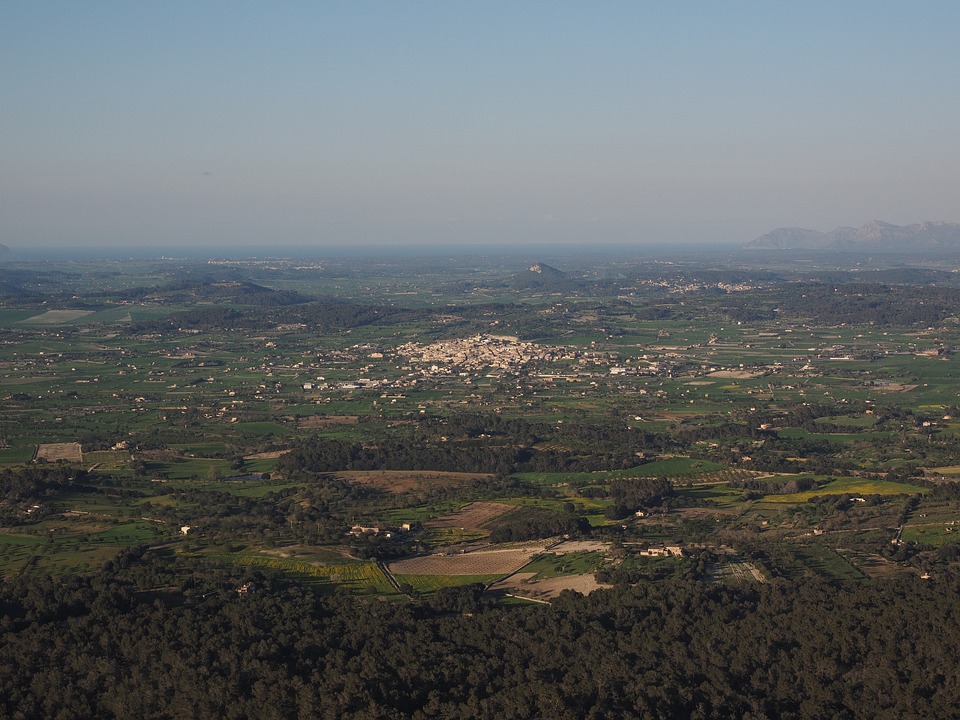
[395,335,581,373]
[617,279,761,295]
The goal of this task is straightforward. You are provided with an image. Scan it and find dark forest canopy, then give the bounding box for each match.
[719,281,960,325]
[1,571,958,719]
[277,427,660,477]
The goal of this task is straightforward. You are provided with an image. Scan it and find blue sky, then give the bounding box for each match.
[2,1,959,248]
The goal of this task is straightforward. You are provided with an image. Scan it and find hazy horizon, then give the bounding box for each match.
[3,2,959,249]
[0,240,746,263]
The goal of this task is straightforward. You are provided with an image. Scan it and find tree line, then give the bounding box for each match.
[1,567,958,719]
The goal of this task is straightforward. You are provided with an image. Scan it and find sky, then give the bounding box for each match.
[2,1,959,249]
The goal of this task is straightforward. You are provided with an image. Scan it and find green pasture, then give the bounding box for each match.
[151,457,233,480]
[764,476,927,503]
[136,494,181,508]
[231,421,289,437]
[930,465,960,476]
[230,480,302,498]
[239,457,280,474]
[675,485,749,507]
[904,503,960,524]
[901,524,960,547]
[52,492,132,517]
[934,423,960,439]
[92,521,163,543]
[379,501,461,525]
[157,476,295,497]
[126,306,183,322]
[0,309,44,325]
[11,543,120,576]
[512,471,600,487]
[0,530,143,576]
[523,551,605,579]
[618,553,686,577]
[625,457,725,477]
[511,458,726,490]
[84,450,131,466]
[792,545,865,581]
[730,505,785,527]
[264,547,361,565]
[0,542,44,576]
[815,414,878,428]
[419,527,488,547]
[499,495,610,516]
[0,446,36,463]
[0,532,47,546]
[202,551,396,593]
[80,307,135,324]
[582,512,612,527]
[307,427,372,442]
[392,574,500,594]
[168,443,230,456]
[777,427,893,444]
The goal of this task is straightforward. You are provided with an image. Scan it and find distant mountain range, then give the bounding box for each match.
[746,221,960,251]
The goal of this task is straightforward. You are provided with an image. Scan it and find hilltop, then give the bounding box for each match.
[107,277,311,306]
[512,262,571,289]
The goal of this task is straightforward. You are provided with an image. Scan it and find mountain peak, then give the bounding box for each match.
[512,262,569,290]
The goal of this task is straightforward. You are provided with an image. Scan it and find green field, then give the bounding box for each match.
[392,574,501,593]
[791,545,865,581]
[419,527,489,547]
[764,477,927,503]
[1,255,960,596]
[203,552,396,593]
[522,552,606,579]
[0,446,37,463]
[84,450,131,466]
[901,524,960,547]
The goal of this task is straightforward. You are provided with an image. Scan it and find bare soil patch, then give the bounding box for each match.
[549,540,612,555]
[389,543,548,576]
[426,501,515,530]
[675,507,738,519]
[707,559,765,583]
[244,450,291,460]
[842,551,905,579]
[649,411,700,422]
[137,449,187,461]
[872,383,918,392]
[19,310,93,325]
[491,573,611,600]
[297,415,359,428]
[261,545,356,562]
[337,470,494,495]
[36,442,82,463]
[707,370,764,379]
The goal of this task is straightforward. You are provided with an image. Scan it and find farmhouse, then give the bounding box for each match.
[349,525,380,536]
[639,545,684,557]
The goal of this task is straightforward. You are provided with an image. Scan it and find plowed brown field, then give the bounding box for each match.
[389,542,548,577]
[336,470,494,494]
[425,501,515,530]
